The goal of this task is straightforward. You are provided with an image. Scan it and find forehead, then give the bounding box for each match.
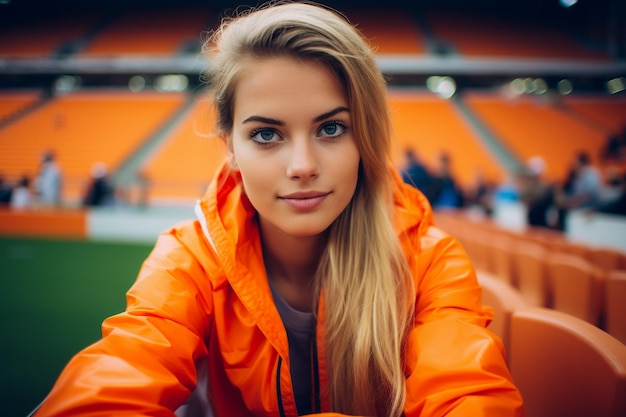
[232,56,348,119]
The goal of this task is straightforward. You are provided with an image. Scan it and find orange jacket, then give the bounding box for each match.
[35,164,524,417]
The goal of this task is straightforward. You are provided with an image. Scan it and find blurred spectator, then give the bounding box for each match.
[0,174,12,205]
[464,170,496,216]
[83,163,115,207]
[517,156,554,228]
[401,148,433,201]
[430,152,463,209]
[551,161,577,230]
[595,171,626,216]
[599,166,624,205]
[136,171,151,208]
[11,175,33,210]
[557,150,602,210]
[600,125,626,162]
[35,150,62,207]
[493,171,521,204]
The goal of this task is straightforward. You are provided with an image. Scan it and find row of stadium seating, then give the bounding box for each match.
[0,6,613,60]
[436,209,626,338]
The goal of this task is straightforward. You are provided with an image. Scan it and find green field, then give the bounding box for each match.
[0,236,154,416]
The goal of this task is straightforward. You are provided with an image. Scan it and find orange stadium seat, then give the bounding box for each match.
[511,241,551,307]
[605,270,626,345]
[509,307,626,417]
[477,271,529,363]
[545,253,605,326]
[485,235,516,285]
[591,247,626,273]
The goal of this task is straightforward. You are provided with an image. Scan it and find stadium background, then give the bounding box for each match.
[1,0,625,415]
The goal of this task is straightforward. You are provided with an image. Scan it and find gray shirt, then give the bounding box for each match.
[269,280,316,415]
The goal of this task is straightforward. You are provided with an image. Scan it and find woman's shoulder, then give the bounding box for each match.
[149,219,223,273]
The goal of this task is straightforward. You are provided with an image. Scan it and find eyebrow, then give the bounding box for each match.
[242,106,350,125]
[313,106,350,123]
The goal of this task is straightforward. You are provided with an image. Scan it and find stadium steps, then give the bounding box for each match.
[451,95,522,176]
[412,12,456,56]
[52,11,121,57]
[112,91,199,187]
[0,92,53,131]
[552,99,612,134]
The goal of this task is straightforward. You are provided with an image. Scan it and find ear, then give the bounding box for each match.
[228,150,239,172]
[221,133,239,172]
[219,133,239,171]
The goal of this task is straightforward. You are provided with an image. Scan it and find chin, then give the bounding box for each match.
[282,222,332,238]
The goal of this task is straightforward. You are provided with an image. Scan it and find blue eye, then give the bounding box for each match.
[251,128,279,144]
[319,121,347,138]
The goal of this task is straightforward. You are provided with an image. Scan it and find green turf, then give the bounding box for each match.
[0,236,154,417]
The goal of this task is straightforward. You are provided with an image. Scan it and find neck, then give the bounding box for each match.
[262,227,327,284]
[260,219,328,311]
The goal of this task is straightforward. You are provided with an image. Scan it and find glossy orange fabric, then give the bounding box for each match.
[34,164,523,416]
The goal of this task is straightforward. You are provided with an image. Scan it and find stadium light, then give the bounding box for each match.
[54,75,82,95]
[129,75,147,92]
[155,74,189,92]
[426,75,456,99]
[607,77,625,94]
[557,79,573,95]
[509,78,526,95]
[532,78,548,95]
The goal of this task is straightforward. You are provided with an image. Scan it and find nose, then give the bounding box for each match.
[286,138,319,180]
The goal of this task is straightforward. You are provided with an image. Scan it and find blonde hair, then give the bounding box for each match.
[203,2,414,416]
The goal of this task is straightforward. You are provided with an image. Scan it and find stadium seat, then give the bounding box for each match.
[462,231,492,272]
[477,271,528,363]
[485,236,516,285]
[606,270,626,345]
[591,247,626,273]
[545,253,604,326]
[509,307,626,417]
[511,242,550,307]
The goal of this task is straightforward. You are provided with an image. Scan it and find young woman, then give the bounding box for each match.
[33,2,523,416]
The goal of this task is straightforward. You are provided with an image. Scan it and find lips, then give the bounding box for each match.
[279,191,330,211]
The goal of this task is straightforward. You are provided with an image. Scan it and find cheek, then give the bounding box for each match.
[340,145,361,184]
[235,155,275,200]
[230,137,261,175]
[235,150,267,178]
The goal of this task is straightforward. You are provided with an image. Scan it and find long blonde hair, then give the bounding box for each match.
[203,2,414,416]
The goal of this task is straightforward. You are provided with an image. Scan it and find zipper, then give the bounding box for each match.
[312,339,321,413]
[276,356,286,417]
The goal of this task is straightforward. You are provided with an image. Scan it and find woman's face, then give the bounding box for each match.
[230,56,360,238]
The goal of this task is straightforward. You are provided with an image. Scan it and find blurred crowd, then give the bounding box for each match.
[401,140,626,231]
[3,137,625,226]
[0,150,62,209]
[0,150,117,210]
